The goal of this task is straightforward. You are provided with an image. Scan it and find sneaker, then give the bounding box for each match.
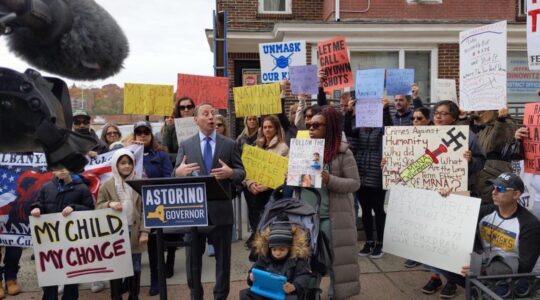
[5,280,21,296]
[421,277,442,294]
[358,241,374,256]
[90,281,106,293]
[404,259,421,268]
[439,282,457,299]
[369,242,384,259]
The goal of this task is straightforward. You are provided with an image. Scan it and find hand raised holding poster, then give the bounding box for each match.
[355,69,385,100]
[288,65,319,95]
[317,37,353,92]
[177,74,229,109]
[386,69,415,96]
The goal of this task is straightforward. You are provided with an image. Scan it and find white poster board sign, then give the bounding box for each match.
[31,209,133,287]
[382,126,469,191]
[527,0,540,70]
[384,186,480,274]
[459,21,507,111]
[174,117,199,143]
[434,79,458,103]
[287,139,325,188]
[258,40,307,83]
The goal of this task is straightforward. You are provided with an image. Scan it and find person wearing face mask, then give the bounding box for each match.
[72,109,108,156]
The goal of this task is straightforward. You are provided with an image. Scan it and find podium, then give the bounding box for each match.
[127,176,231,300]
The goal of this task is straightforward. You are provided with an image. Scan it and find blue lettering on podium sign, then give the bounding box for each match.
[142,183,208,228]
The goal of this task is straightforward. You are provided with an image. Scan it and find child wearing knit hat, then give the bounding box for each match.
[239,222,312,299]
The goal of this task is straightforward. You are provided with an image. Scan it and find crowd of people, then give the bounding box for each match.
[0,76,539,300]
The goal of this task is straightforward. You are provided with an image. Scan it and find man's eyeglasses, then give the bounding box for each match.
[106,131,120,136]
[433,111,450,117]
[306,122,325,130]
[73,119,90,125]
[493,185,514,193]
[178,105,195,111]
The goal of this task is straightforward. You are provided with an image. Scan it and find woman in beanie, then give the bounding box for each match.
[239,223,311,300]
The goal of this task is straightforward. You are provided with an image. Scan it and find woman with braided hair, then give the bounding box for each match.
[302,105,360,300]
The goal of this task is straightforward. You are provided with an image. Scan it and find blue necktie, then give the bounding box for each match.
[203,136,213,174]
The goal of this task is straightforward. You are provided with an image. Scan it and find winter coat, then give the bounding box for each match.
[161,124,178,155]
[142,148,172,179]
[31,175,94,214]
[96,149,149,253]
[326,142,361,299]
[249,225,312,297]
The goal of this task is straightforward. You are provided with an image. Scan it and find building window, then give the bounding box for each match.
[259,0,292,14]
[507,51,540,103]
[349,50,432,100]
[518,0,526,17]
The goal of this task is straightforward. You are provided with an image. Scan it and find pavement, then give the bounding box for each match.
[8,233,466,300]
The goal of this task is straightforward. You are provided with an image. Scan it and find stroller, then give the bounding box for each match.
[253,186,332,300]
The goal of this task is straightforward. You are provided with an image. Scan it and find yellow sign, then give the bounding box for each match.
[241,145,288,189]
[124,83,174,115]
[233,83,282,117]
[296,130,310,139]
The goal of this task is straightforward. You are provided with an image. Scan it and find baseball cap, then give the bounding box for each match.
[72,109,90,119]
[486,172,524,193]
[133,121,152,132]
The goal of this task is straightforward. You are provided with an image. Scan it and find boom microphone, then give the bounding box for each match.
[2,0,129,80]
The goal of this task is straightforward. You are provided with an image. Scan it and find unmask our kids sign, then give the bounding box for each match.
[259,41,306,83]
[30,210,133,286]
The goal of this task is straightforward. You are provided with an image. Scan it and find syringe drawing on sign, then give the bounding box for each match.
[399,144,448,183]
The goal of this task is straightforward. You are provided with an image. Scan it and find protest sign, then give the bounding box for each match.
[174,117,199,143]
[355,69,385,100]
[123,83,174,116]
[522,103,540,174]
[233,83,282,117]
[459,21,507,111]
[434,79,458,103]
[296,130,310,139]
[176,74,229,109]
[384,186,480,274]
[317,37,353,92]
[386,69,415,96]
[259,40,306,83]
[31,209,133,286]
[143,182,208,228]
[508,57,540,94]
[241,145,288,189]
[382,126,469,191]
[528,0,540,70]
[287,139,325,188]
[355,99,383,128]
[288,65,319,95]
[0,145,143,247]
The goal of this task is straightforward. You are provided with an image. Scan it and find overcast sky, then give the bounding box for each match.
[0,0,215,88]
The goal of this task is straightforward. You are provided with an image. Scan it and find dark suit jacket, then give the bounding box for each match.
[175,132,245,226]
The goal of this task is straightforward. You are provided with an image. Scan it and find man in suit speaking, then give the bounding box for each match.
[174,103,245,300]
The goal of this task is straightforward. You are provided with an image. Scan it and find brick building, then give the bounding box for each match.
[206,0,537,110]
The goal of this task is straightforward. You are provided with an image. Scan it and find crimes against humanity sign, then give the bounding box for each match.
[142,183,208,228]
[30,210,132,287]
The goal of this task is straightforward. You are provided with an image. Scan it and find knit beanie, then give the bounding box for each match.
[268,223,293,248]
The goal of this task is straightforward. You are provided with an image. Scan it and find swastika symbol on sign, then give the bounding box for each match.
[442,127,466,151]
